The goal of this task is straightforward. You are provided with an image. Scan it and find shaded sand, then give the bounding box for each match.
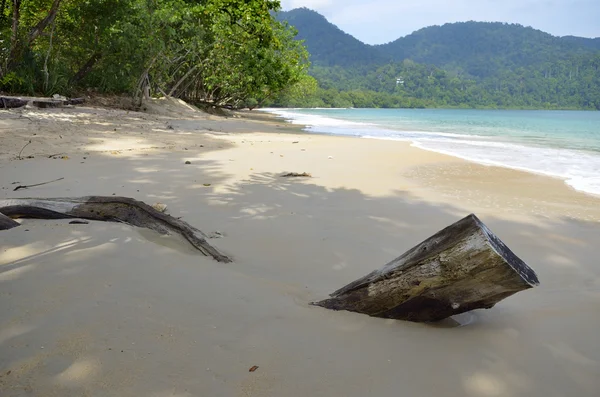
[1,103,600,396]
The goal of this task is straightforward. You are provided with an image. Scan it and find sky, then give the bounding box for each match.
[280,0,600,44]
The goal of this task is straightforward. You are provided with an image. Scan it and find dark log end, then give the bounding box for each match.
[473,214,540,286]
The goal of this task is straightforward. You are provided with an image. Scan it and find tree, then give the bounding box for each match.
[0,0,312,109]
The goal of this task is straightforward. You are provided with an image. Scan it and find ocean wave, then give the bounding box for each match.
[262,108,600,196]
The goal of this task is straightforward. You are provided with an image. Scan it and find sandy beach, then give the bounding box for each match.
[1,100,599,396]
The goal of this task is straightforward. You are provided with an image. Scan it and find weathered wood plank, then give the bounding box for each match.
[0,196,231,263]
[312,214,539,322]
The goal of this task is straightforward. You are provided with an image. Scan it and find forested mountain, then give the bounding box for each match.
[273,8,600,110]
[561,36,600,51]
[377,22,597,78]
[276,8,386,67]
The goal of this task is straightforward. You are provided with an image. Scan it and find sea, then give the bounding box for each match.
[262,108,600,197]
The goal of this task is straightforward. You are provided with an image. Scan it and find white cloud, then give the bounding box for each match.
[280,0,600,44]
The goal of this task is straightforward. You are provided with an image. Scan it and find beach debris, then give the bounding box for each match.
[69,220,89,225]
[281,172,312,178]
[185,161,191,164]
[203,183,211,187]
[0,196,231,263]
[249,366,259,372]
[292,141,299,144]
[13,177,65,191]
[328,156,333,159]
[312,214,539,322]
[30,96,85,108]
[208,231,225,239]
[0,97,28,108]
[151,202,168,213]
[17,140,32,160]
[67,98,85,105]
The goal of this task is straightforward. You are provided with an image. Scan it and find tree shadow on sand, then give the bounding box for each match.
[1,167,600,396]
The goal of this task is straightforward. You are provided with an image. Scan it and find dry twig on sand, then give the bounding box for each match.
[13,177,65,191]
[281,172,312,178]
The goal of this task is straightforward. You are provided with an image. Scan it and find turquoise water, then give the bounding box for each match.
[263,108,600,196]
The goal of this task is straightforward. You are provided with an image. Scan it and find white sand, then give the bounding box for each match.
[1,102,599,396]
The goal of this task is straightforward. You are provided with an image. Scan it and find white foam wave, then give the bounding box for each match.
[262,109,600,196]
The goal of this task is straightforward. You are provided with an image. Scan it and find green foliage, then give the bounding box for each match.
[0,0,310,108]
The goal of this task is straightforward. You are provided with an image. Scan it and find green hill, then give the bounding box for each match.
[274,8,600,110]
[276,8,387,67]
[377,21,597,78]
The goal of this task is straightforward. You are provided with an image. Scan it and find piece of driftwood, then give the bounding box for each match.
[28,97,85,108]
[312,214,539,322]
[0,196,231,263]
[67,97,85,105]
[31,100,64,108]
[0,97,28,108]
[0,212,20,230]
[281,172,312,178]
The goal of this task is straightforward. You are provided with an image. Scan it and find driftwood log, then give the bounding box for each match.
[0,96,84,109]
[313,214,539,322]
[0,196,230,263]
[67,97,85,105]
[0,97,28,109]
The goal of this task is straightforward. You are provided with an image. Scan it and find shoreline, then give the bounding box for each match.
[261,107,600,199]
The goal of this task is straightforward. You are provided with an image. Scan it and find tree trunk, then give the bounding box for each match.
[0,196,231,263]
[312,214,539,322]
[26,0,62,46]
[43,21,55,92]
[168,64,199,97]
[70,52,101,86]
[8,0,21,69]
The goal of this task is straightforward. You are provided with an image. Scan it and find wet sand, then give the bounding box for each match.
[1,102,599,396]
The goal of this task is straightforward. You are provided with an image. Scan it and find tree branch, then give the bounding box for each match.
[27,0,62,46]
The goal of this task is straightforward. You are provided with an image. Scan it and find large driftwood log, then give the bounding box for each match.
[0,196,231,263]
[0,97,28,108]
[313,214,539,322]
[0,96,84,109]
